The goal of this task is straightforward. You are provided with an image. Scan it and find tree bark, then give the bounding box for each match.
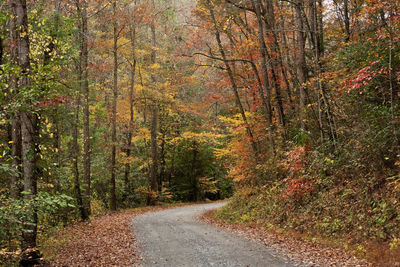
[260,0,286,129]
[75,0,91,217]
[123,26,137,204]
[294,0,307,130]
[148,0,159,204]
[312,0,337,144]
[9,3,22,199]
[159,119,166,193]
[150,105,159,203]
[12,0,40,262]
[249,0,276,154]
[110,0,118,211]
[72,11,87,218]
[81,0,91,216]
[344,0,350,42]
[71,97,87,220]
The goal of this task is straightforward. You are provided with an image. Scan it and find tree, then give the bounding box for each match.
[110,0,118,211]
[149,0,159,204]
[10,0,41,263]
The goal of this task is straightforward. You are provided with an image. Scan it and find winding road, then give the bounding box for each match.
[132,202,295,267]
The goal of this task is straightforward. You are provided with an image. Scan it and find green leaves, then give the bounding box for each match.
[0,191,75,249]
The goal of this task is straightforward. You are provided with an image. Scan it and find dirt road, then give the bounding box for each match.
[132,202,295,266]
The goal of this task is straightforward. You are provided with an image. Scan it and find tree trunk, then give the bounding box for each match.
[344,0,350,42]
[150,105,159,204]
[123,25,137,204]
[261,0,286,129]
[12,0,41,263]
[81,0,91,216]
[110,0,118,211]
[250,0,276,154]
[294,0,307,130]
[75,0,91,217]
[190,143,199,202]
[0,29,3,66]
[71,97,87,220]
[11,117,22,199]
[148,0,159,204]
[9,4,22,199]
[159,128,166,193]
[313,0,337,144]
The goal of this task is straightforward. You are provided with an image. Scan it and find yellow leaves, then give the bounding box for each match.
[117,98,136,122]
[137,162,148,171]
[214,147,232,159]
[136,49,151,56]
[46,122,53,132]
[170,131,225,145]
[150,63,161,69]
[118,153,136,165]
[37,18,46,27]
[131,128,150,144]
[324,157,335,164]
[135,84,144,93]
[218,114,243,127]
[390,237,400,250]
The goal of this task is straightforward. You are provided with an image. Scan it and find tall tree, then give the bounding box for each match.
[110,0,118,210]
[71,0,88,221]
[149,0,159,204]
[123,22,137,204]
[250,0,275,153]
[75,0,91,216]
[294,0,307,130]
[81,0,91,216]
[11,0,40,263]
[9,1,21,200]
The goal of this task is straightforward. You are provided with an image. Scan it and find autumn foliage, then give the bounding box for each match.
[0,0,399,265]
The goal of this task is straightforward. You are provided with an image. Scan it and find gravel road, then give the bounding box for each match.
[132,202,295,267]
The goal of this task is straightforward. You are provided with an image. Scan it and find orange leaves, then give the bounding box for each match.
[280,176,315,200]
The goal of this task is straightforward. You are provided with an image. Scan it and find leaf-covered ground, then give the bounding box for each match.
[199,210,371,267]
[42,204,193,267]
[43,211,141,266]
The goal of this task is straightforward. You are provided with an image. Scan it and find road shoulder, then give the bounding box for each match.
[199,209,371,267]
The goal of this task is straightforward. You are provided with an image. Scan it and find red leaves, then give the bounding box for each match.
[281,146,315,200]
[346,60,381,93]
[282,145,309,177]
[281,176,314,199]
[39,95,71,108]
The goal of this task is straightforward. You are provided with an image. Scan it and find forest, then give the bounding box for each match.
[0,0,399,265]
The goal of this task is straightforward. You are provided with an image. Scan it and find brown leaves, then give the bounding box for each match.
[44,204,193,266]
[47,211,141,267]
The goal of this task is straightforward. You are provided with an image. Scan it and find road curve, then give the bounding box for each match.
[132,202,295,267]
